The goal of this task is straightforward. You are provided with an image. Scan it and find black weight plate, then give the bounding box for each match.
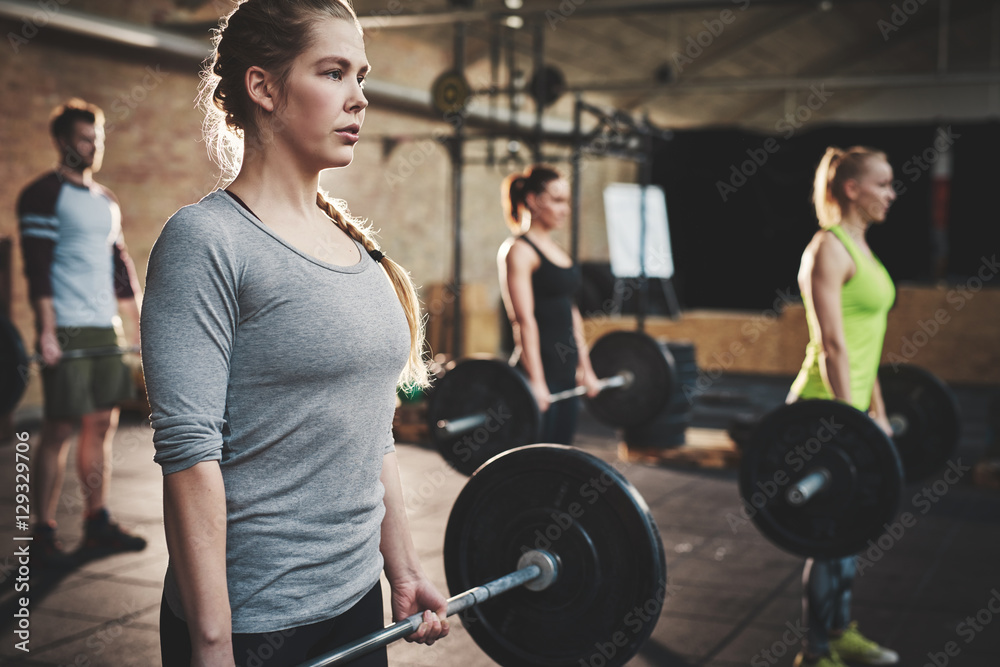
[431,69,471,115]
[624,411,691,450]
[528,64,567,108]
[587,331,675,428]
[445,445,666,667]
[740,400,903,559]
[663,341,696,364]
[0,316,29,415]
[427,358,541,476]
[878,364,961,481]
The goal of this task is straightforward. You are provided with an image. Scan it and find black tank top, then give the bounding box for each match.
[517,235,581,391]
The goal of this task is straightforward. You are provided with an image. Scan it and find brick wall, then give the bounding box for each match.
[1,8,631,412]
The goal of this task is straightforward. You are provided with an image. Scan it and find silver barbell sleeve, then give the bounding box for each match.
[785,468,832,506]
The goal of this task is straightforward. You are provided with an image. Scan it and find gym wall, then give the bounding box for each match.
[0,2,632,411]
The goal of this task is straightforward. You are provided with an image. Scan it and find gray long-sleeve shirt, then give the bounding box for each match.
[141,190,410,632]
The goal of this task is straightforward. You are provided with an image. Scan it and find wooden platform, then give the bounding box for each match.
[619,427,742,470]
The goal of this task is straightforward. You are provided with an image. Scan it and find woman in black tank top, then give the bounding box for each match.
[497,165,602,445]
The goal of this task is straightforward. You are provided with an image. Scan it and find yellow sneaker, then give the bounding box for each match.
[792,650,848,667]
[829,622,899,665]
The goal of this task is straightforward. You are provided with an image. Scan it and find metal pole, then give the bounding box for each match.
[532,20,545,163]
[451,22,466,359]
[507,25,519,159]
[570,95,583,263]
[636,136,652,332]
[488,19,500,166]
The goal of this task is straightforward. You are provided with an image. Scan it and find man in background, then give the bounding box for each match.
[17,98,146,566]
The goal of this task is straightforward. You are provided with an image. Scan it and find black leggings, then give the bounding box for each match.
[803,556,856,655]
[538,394,580,445]
[520,358,579,446]
[160,582,388,667]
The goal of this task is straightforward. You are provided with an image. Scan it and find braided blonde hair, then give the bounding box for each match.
[315,192,428,387]
[198,0,427,387]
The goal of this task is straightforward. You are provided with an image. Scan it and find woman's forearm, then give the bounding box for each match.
[571,307,596,377]
[515,318,547,387]
[379,452,422,583]
[819,347,852,405]
[163,461,233,654]
[869,377,887,420]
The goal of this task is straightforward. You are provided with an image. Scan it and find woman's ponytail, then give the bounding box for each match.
[813,147,844,229]
[501,175,528,234]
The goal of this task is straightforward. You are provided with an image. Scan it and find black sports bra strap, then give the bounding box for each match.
[516,235,549,265]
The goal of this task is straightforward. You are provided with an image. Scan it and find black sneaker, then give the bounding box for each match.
[33,524,77,570]
[82,509,147,553]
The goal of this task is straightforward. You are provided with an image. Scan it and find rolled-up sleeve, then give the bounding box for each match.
[141,209,240,475]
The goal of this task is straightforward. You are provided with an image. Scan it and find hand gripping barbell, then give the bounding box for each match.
[298,445,667,667]
[299,550,559,666]
[426,330,677,475]
[433,372,635,438]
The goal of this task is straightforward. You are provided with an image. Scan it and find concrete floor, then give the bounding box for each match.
[0,375,997,667]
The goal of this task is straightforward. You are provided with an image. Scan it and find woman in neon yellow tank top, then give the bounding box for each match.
[789,147,899,667]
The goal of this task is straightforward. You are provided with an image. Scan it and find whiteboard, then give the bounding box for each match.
[602,183,674,279]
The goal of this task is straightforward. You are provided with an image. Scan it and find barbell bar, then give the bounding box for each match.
[299,550,560,667]
[29,345,140,364]
[434,371,634,438]
[1,315,140,415]
[549,370,634,401]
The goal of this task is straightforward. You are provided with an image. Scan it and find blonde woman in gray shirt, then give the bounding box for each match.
[141,2,448,665]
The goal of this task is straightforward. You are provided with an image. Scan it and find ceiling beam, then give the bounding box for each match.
[355,0,869,29]
[567,70,1000,94]
[0,0,208,59]
[709,0,989,125]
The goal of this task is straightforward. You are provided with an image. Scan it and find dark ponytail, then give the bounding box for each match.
[500,164,561,234]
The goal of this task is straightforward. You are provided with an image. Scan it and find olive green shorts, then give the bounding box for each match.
[42,327,135,420]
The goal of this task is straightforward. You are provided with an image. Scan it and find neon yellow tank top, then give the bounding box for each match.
[790,225,895,411]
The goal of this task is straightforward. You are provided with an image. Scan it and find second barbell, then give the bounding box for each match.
[426,330,676,475]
